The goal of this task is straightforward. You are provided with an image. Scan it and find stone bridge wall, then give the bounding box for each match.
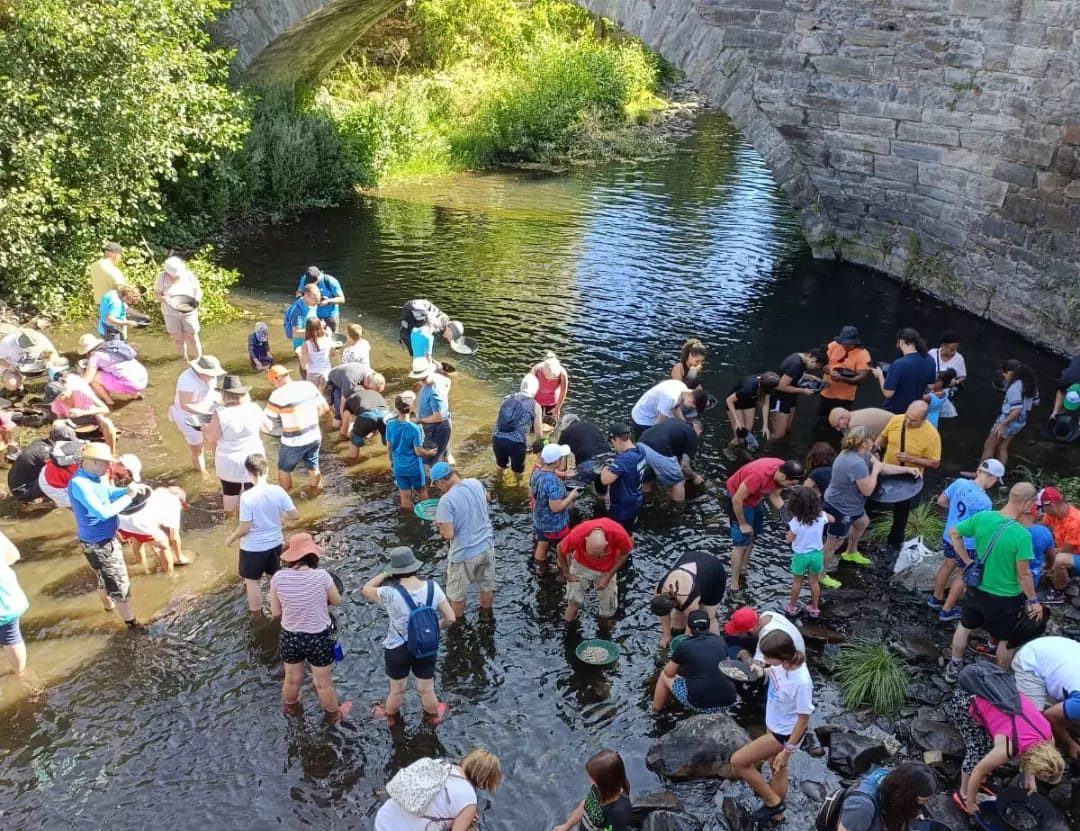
[213,0,1080,352]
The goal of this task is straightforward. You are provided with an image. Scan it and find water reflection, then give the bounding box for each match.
[1,112,1077,830]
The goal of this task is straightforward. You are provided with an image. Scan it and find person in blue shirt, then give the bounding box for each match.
[399,299,466,360]
[927,459,1003,621]
[923,368,956,429]
[600,423,647,535]
[296,266,345,332]
[385,392,434,510]
[530,443,581,567]
[66,442,142,626]
[285,284,320,351]
[412,360,453,466]
[98,286,141,339]
[1025,509,1059,603]
[872,327,936,414]
[248,322,274,370]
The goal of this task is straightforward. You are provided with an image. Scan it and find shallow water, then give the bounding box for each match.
[1,112,1078,830]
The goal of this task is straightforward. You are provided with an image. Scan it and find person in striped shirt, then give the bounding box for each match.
[262,365,329,493]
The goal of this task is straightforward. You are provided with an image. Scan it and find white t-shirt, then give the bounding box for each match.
[929,348,967,380]
[765,662,814,735]
[172,368,215,409]
[377,580,447,649]
[374,767,477,831]
[631,380,688,427]
[340,340,371,367]
[753,613,807,662]
[118,488,182,537]
[238,483,296,552]
[303,337,333,378]
[788,513,828,554]
[1012,636,1080,709]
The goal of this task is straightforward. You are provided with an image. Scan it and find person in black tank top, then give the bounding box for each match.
[649,551,727,647]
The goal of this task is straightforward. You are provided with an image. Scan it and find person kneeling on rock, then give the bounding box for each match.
[652,609,737,714]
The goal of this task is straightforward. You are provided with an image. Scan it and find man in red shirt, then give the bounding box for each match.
[557,518,633,623]
[725,457,804,594]
[1042,486,1080,591]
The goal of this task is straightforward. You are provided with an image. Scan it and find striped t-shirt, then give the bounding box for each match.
[270,567,333,633]
[264,379,323,447]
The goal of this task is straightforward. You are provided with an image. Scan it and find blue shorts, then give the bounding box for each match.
[942,542,977,563]
[994,416,1026,438]
[394,467,426,492]
[1063,690,1080,722]
[278,440,320,473]
[0,617,22,646]
[672,677,730,714]
[822,501,863,538]
[727,501,764,546]
[639,443,685,487]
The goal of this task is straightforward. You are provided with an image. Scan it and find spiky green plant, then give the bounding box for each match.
[834,636,910,715]
[1011,464,1080,504]
[866,503,945,544]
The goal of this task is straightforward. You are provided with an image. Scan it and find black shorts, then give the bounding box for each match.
[730,393,756,411]
[280,627,335,667]
[771,391,798,414]
[960,587,1025,640]
[492,435,527,474]
[221,479,254,497]
[239,545,281,580]
[384,643,436,680]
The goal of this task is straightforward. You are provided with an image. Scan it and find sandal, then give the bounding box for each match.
[748,801,785,823]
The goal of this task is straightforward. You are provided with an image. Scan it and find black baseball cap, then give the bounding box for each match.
[687,609,711,632]
[608,422,633,439]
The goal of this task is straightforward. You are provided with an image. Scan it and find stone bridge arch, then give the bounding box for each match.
[213,0,1080,352]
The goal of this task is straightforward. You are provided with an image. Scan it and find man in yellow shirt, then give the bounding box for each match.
[873,400,942,551]
[89,242,126,305]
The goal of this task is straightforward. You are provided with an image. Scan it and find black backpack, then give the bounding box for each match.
[496,394,529,433]
[958,662,1049,755]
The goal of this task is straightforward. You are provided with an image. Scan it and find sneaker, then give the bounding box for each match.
[841,551,873,566]
[967,640,996,657]
[938,608,963,622]
[927,595,945,611]
[944,658,962,684]
[806,605,821,619]
[782,603,802,617]
[1040,589,1066,605]
[820,574,842,589]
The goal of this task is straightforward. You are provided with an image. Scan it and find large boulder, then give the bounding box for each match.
[641,810,702,831]
[909,717,965,759]
[645,714,751,780]
[827,732,890,776]
[631,791,684,825]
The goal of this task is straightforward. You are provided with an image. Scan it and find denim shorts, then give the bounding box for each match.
[639,443,685,486]
[278,440,320,473]
[726,501,764,546]
[942,542,977,563]
[822,500,863,538]
[0,617,23,646]
[994,415,1026,438]
[394,467,426,492]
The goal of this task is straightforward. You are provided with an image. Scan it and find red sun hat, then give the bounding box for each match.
[724,606,759,636]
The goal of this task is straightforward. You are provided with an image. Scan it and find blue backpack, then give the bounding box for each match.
[394,582,440,659]
[816,766,888,831]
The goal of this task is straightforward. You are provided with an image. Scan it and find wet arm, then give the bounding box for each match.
[71,478,132,520]
[224,520,253,547]
[775,373,802,395]
[557,373,568,409]
[361,571,390,603]
[553,800,586,831]
[269,585,281,617]
[1016,559,1037,602]
[532,402,543,438]
[967,739,1010,807]
[438,521,455,542]
[327,582,343,607]
[437,598,456,628]
[732,484,753,527]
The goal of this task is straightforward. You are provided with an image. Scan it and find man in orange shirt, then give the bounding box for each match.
[1043,486,1080,591]
[819,325,872,421]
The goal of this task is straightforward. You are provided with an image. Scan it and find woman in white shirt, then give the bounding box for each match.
[202,375,266,514]
[168,355,225,473]
[375,748,502,831]
[362,546,455,724]
[154,256,204,360]
[928,332,967,391]
[299,318,333,391]
[730,630,814,825]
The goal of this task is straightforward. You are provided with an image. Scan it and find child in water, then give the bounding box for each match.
[783,486,831,619]
[553,750,633,831]
[924,368,956,429]
[339,322,371,367]
[248,322,273,371]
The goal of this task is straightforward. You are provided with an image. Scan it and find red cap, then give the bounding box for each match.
[1037,486,1064,506]
[725,606,759,636]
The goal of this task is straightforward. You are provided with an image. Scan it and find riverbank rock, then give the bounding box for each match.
[909,718,965,759]
[645,714,751,780]
[641,810,702,831]
[631,791,684,824]
[719,797,753,831]
[892,554,942,593]
[827,732,889,776]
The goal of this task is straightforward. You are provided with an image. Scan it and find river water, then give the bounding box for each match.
[1,113,1077,830]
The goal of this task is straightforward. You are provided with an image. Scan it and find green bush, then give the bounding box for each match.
[0,0,246,315]
[835,636,910,715]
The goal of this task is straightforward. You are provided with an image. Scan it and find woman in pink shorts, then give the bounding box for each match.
[77,334,148,406]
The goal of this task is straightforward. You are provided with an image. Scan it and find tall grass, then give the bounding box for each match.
[867,502,945,545]
[835,637,910,715]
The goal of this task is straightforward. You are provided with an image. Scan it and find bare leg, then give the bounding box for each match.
[1052,552,1075,590]
[943,575,966,612]
[450,600,465,619]
[564,602,581,623]
[190,442,206,474]
[170,333,186,356]
[731,734,785,807]
[980,431,1000,463]
[398,488,414,510]
[845,514,870,555]
[307,469,322,494]
[4,641,27,676]
[950,623,972,660]
[770,411,793,441]
[534,539,551,564]
[808,573,821,610]
[997,435,1015,465]
[789,576,803,608]
[932,559,958,603]
[244,578,264,613]
[652,672,676,711]
[701,603,720,635]
[384,677,407,716]
[730,544,752,590]
[1045,704,1080,760]
[222,493,240,516]
[311,664,345,718]
[479,591,494,611]
[996,638,1015,670]
[669,481,686,503]
[416,677,440,715]
[282,662,304,710]
[187,332,203,360]
[89,378,115,406]
[278,469,293,491]
[99,417,118,453]
[823,534,843,572]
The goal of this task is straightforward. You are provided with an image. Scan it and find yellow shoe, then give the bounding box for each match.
[841,551,873,566]
[820,574,842,589]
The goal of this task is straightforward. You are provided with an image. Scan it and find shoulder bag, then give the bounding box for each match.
[963,519,1016,588]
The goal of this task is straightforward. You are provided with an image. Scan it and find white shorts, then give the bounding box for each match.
[169,405,203,446]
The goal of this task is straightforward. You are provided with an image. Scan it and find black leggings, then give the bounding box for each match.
[947,689,992,775]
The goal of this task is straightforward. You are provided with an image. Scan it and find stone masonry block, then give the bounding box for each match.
[1010,45,1053,74]
[897,122,961,146]
[891,141,943,162]
[838,113,898,137]
[828,148,877,174]
[824,130,892,154]
[723,28,786,51]
[993,160,1037,186]
[1000,135,1056,165]
[810,56,873,78]
[1020,0,1074,26]
[949,0,1022,16]
[875,156,920,183]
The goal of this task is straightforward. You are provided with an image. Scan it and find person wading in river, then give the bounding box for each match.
[819,325,872,422]
[432,463,495,620]
[557,518,633,625]
[651,552,727,648]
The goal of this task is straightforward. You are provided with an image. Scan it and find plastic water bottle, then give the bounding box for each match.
[333,641,344,662]
[744,432,760,453]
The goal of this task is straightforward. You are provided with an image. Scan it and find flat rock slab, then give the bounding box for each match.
[641,810,703,831]
[909,717,965,759]
[645,714,751,780]
[631,790,684,823]
[827,732,890,776]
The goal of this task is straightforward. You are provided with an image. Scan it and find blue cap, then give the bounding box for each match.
[430,462,453,480]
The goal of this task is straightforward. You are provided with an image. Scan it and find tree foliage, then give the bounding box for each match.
[0,0,246,313]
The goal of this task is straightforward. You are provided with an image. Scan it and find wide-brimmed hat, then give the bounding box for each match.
[77,334,103,356]
[189,355,226,377]
[163,256,186,277]
[282,532,324,563]
[220,374,249,395]
[387,546,421,575]
[834,325,861,346]
[115,453,142,482]
[81,442,115,463]
[409,357,438,380]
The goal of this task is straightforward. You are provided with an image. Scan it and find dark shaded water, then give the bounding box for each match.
[2,113,1077,830]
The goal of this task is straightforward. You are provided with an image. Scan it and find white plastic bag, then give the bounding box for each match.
[940,398,958,418]
[894,535,932,574]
